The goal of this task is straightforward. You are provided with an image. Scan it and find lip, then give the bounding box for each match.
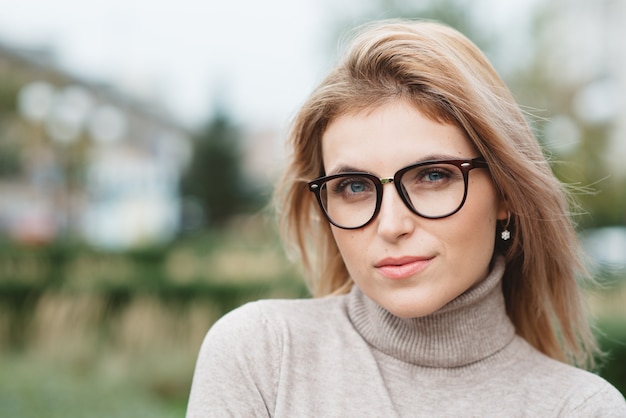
[374,256,433,280]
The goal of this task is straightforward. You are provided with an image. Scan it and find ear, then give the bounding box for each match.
[496,197,508,221]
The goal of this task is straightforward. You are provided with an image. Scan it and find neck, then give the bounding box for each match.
[347,256,515,367]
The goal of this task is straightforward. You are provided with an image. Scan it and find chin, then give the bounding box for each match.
[384,300,442,319]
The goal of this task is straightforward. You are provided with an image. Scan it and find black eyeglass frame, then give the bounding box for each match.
[308,158,488,230]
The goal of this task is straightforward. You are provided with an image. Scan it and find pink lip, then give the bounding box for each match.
[375,256,433,280]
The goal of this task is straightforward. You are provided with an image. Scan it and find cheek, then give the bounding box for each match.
[454,185,500,254]
[331,228,351,253]
[331,229,364,271]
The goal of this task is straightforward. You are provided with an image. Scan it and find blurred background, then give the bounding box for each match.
[0,0,625,416]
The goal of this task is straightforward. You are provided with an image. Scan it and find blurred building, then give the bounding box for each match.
[0,43,192,250]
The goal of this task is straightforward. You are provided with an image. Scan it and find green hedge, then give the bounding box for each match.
[0,239,306,349]
[1,241,624,397]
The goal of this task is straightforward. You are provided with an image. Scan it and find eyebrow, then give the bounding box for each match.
[327,165,368,176]
[326,153,471,176]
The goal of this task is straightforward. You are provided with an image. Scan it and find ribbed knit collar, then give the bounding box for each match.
[346,256,516,367]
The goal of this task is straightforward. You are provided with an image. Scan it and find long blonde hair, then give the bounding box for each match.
[274,20,598,369]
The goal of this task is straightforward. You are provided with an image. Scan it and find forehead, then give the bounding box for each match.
[321,101,476,173]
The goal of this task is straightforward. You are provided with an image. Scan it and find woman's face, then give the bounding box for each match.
[321,100,507,318]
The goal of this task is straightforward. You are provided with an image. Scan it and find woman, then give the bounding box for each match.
[187,20,626,416]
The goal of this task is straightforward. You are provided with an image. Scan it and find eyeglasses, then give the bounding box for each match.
[308,158,488,230]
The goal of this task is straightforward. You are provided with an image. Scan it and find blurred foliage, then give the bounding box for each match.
[0,137,21,178]
[0,77,19,115]
[0,220,306,416]
[0,221,304,330]
[0,354,183,418]
[181,110,267,228]
[498,2,626,229]
[0,77,22,178]
[597,319,626,396]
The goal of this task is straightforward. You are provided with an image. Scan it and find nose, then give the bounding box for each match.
[375,181,416,241]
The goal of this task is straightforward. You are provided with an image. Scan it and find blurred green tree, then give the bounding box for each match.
[0,80,18,114]
[181,109,263,228]
[0,78,21,179]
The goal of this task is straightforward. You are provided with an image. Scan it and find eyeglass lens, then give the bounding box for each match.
[318,162,467,228]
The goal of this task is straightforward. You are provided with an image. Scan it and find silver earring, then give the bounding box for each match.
[501,213,511,241]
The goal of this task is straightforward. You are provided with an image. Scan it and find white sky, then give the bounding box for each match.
[0,0,342,129]
[0,0,539,130]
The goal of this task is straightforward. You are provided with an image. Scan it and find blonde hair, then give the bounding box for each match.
[274,19,598,369]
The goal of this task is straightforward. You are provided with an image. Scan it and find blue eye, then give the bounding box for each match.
[402,165,459,189]
[426,172,445,182]
[330,176,375,198]
[350,182,366,193]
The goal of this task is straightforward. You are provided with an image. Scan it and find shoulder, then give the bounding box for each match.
[547,360,626,416]
[193,295,351,386]
[187,295,349,416]
[509,338,626,416]
[552,365,626,416]
[204,295,349,350]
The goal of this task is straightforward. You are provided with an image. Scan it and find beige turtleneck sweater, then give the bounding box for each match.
[186,258,626,417]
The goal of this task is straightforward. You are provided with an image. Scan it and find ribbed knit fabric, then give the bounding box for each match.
[348,257,514,368]
[186,257,626,417]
